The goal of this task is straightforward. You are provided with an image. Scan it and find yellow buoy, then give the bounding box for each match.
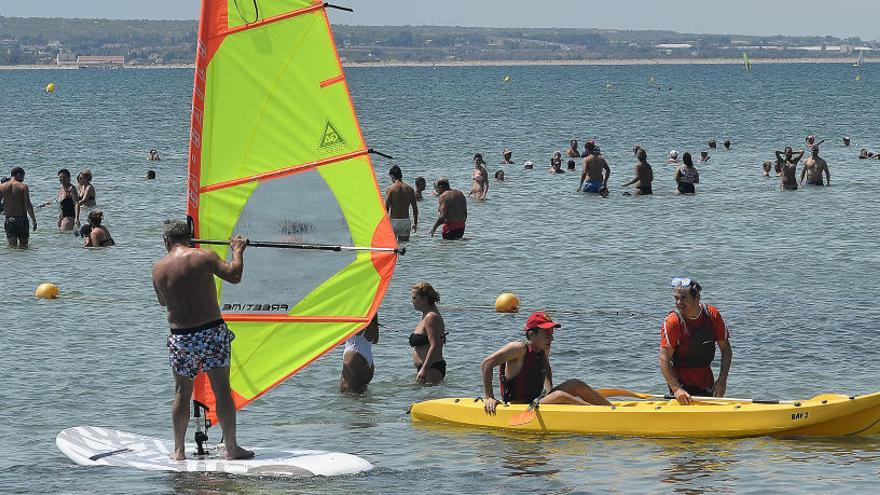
[606,82,613,90]
[503,75,512,83]
[495,293,520,313]
[45,83,56,93]
[35,283,60,299]
[856,74,862,81]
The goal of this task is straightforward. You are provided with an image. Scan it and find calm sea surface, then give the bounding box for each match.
[2,63,879,494]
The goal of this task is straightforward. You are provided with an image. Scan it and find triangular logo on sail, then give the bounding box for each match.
[319,120,346,149]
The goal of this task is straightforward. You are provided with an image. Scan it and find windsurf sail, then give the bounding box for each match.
[186,0,397,424]
[854,49,864,67]
[742,52,752,71]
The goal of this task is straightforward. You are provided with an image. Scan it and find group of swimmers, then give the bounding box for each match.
[0,166,113,248]
[1,149,164,249]
[339,275,732,414]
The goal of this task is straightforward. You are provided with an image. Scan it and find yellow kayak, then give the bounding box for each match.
[409,392,880,438]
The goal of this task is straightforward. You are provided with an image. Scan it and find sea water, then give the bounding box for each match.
[1,63,879,493]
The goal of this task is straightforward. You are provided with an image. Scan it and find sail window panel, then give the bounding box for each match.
[201,10,363,188]
[225,0,318,30]
[219,170,355,314]
[227,320,362,400]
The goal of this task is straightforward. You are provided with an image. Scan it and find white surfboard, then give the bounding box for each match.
[56,426,373,477]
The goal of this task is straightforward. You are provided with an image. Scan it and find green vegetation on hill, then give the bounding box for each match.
[0,16,873,66]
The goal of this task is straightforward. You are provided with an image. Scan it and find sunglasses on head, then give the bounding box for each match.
[670,277,694,289]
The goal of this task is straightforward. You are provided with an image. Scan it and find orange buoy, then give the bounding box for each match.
[495,293,520,313]
[35,283,60,299]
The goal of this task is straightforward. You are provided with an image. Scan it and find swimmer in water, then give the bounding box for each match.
[469,153,489,200]
[77,169,96,208]
[502,148,514,164]
[86,210,115,247]
[623,148,654,195]
[523,161,534,170]
[414,176,426,201]
[566,140,580,158]
[700,151,710,163]
[723,139,731,150]
[675,153,699,194]
[340,314,379,394]
[577,141,610,194]
[56,168,80,232]
[410,282,446,385]
[146,170,157,180]
[550,151,562,170]
[843,136,851,147]
[148,149,161,161]
[762,161,772,177]
[494,170,505,181]
[567,159,576,171]
[667,150,680,164]
[708,139,717,149]
[800,146,830,186]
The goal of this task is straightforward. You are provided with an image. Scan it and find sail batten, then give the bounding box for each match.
[187,0,397,424]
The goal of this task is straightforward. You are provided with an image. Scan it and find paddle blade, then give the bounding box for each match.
[509,409,537,426]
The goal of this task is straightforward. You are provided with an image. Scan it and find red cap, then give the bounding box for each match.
[525,311,561,332]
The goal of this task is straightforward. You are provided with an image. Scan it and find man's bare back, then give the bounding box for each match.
[386,181,417,220]
[438,189,467,223]
[0,179,33,218]
[153,242,244,329]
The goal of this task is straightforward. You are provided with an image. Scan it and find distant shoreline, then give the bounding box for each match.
[0,57,869,71]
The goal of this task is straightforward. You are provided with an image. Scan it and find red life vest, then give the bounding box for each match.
[499,344,546,403]
[670,304,716,369]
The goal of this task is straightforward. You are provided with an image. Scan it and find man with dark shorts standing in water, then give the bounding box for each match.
[430,178,467,240]
[577,141,611,194]
[152,219,253,461]
[0,167,37,248]
[660,277,732,405]
[801,146,831,186]
[384,165,418,242]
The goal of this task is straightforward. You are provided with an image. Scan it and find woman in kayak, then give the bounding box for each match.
[660,277,733,405]
[480,311,610,413]
[410,281,446,385]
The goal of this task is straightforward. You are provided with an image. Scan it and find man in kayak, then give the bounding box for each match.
[429,178,467,240]
[481,311,611,413]
[660,277,732,405]
[152,219,254,460]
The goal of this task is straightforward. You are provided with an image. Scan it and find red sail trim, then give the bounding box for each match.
[221,314,371,323]
[200,148,368,193]
[320,74,345,88]
[212,2,324,40]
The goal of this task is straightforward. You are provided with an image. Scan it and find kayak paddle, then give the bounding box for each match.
[508,393,547,426]
[597,388,798,405]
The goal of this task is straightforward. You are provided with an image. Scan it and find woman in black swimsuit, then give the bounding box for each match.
[410,281,446,385]
[56,168,79,232]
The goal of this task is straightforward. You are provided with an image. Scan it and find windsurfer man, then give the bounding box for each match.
[481,311,611,413]
[152,219,254,461]
[660,277,732,405]
[430,178,467,240]
[384,165,418,242]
